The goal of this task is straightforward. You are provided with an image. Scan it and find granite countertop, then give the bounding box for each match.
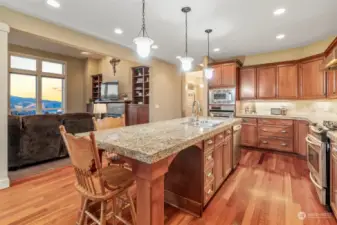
[77,117,242,164]
[236,112,337,141]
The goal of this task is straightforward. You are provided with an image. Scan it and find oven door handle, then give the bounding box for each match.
[309,172,323,190]
[305,136,321,147]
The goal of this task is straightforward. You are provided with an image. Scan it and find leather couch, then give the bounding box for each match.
[8,113,94,170]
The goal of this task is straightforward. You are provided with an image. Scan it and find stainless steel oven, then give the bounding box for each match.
[306,125,327,205]
[209,88,235,105]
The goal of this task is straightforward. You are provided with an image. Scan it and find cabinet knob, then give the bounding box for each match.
[262,129,267,132]
[281,130,287,133]
[207,189,212,195]
[262,141,268,144]
[207,140,213,145]
[207,172,213,177]
[219,135,224,138]
[207,155,213,161]
[281,143,287,146]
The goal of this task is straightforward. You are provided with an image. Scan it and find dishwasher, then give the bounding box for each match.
[232,124,242,169]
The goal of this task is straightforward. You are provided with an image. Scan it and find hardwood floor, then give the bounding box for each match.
[0,149,336,225]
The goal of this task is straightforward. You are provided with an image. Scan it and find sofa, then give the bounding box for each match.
[8,113,94,170]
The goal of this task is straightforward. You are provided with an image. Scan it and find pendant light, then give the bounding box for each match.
[204,29,214,79]
[180,7,194,72]
[133,0,154,58]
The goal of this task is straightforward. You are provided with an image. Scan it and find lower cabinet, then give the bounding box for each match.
[127,104,149,125]
[214,144,224,189]
[241,123,257,147]
[294,120,309,156]
[330,147,337,218]
[223,135,232,178]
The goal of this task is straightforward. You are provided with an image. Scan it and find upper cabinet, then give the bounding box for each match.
[239,68,256,100]
[277,64,298,99]
[257,66,277,99]
[209,63,238,88]
[327,70,337,99]
[299,57,325,99]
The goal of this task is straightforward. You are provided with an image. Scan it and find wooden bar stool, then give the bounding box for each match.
[92,115,126,167]
[60,125,136,225]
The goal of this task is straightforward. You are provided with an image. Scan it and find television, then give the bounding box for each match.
[100,81,119,100]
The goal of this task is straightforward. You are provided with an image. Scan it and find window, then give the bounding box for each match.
[9,53,66,115]
[42,77,64,114]
[10,55,37,71]
[10,74,37,115]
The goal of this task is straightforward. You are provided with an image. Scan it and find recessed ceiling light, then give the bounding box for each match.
[213,48,220,52]
[46,0,60,8]
[176,56,181,59]
[276,34,285,39]
[114,28,123,34]
[152,45,159,49]
[81,51,90,55]
[273,8,286,16]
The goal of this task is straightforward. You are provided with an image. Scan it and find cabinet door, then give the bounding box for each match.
[209,65,222,87]
[299,58,325,99]
[241,124,257,147]
[223,136,232,179]
[327,71,337,99]
[294,120,308,156]
[331,152,337,218]
[137,106,149,124]
[257,66,277,99]
[221,64,236,86]
[127,106,138,125]
[277,64,298,99]
[239,68,256,99]
[214,144,224,189]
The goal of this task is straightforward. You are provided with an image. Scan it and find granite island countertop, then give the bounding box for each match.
[236,112,337,142]
[77,117,242,164]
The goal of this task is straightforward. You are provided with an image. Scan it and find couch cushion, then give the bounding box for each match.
[8,115,21,169]
[20,115,62,165]
[61,113,94,134]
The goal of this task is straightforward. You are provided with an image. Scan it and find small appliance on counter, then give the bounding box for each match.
[270,107,287,116]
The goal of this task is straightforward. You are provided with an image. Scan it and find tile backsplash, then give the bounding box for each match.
[236,100,337,115]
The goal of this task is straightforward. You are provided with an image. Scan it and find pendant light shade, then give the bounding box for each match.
[204,29,214,79]
[180,7,193,72]
[133,0,153,58]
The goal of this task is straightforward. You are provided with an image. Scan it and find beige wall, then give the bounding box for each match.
[242,36,335,66]
[9,44,86,113]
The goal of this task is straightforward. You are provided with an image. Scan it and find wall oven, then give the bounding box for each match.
[306,125,328,205]
[209,88,235,105]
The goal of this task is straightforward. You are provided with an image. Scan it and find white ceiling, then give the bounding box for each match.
[9,29,103,59]
[2,0,337,65]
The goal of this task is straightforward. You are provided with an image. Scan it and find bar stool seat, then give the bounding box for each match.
[101,166,134,191]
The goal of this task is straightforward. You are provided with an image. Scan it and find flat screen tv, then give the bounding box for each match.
[100,81,119,100]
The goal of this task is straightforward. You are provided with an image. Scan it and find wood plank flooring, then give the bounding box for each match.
[0,149,336,225]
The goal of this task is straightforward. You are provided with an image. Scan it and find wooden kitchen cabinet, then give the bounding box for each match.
[277,64,298,99]
[127,104,149,125]
[327,70,337,99]
[241,124,258,147]
[209,63,237,88]
[239,68,256,99]
[299,57,325,99]
[331,147,337,218]
[257,66,277,99]
[294,120,309,156]
[214,144,224,189]
[223,135,232,178]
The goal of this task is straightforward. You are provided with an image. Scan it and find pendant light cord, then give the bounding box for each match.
[142,0,145,36]
[185,11,188,57]
[207,32,210,59]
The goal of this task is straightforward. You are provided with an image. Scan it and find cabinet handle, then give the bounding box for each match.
[262,141,268,144]
[281,130,287,133]
[281,143,287,146]
[207,140,213,145]
[207,172,212,177]
[207,155,213,161]
[207,189,212,195]
[219,135,224,139]
[226,130,231,135]
[262,129,268,132]
[243,119,248,122]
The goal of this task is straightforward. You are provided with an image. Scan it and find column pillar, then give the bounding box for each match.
[0,23,10,190]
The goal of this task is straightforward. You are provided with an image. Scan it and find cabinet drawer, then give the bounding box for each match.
[215,132,225,146]
[204,149,214,169]
[204,166,215,187]
[204,181,215,205]
[242,118,257,125]
[258,119,293,126]
[204,137,215,151]
[258,125,293,138]
[258,137,293,152]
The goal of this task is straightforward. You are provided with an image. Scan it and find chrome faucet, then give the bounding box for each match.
[192,100,202,122]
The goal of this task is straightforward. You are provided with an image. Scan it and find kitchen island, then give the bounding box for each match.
[78,117,241,225]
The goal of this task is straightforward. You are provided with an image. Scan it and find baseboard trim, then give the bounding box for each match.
[0,177,10,190]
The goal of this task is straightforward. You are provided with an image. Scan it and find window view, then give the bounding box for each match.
[42,77,64,114]
[10,74,37,115]
[9,54,66,115]
[42,61,64,75]
[10,55,37,71]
